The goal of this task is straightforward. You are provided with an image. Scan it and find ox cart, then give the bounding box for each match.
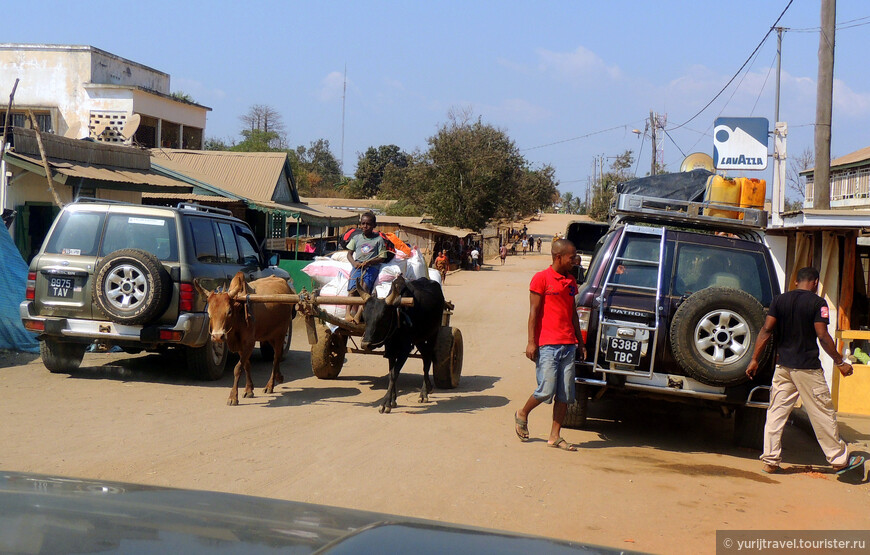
[233,291,464,390]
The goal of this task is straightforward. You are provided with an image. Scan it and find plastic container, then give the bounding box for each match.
[704,175,741,219]
[735,177,766,219]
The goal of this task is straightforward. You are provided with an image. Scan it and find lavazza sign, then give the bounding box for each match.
[713,117,769,171]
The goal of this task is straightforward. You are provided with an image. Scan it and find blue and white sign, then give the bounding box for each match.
[713,117,769,170]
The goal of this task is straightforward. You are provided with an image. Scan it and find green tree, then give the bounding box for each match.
[230,129,281,152]
[170,91,195,103]
[380,109,558,228]
[204,137,232,150]
[239,104,286,149]
[589,150,634,221]
[295,139,343,196]
[381,152,428,215]
[355,145,410,197]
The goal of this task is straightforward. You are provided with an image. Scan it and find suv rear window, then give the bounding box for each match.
[44,211,105,256]
[673,243,771,304]
[100,214,178,261]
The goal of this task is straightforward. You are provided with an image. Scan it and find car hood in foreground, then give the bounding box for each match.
[0,472,637,554]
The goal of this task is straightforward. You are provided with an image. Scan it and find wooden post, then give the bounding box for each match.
[813,0,836,209]
[838,232,856,338]
[27,110,64,209]
[2,78,19,146]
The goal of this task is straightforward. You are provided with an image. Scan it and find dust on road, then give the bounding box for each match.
[1,221,867,554]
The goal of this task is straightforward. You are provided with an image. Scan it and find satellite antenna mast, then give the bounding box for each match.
[340,64,347,177]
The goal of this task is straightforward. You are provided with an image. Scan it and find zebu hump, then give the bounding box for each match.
[248,275,293,295]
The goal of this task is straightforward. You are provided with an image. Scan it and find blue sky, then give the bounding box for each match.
[6,1,870,202]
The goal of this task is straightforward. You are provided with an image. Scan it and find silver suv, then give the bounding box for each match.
[20,199,290,380]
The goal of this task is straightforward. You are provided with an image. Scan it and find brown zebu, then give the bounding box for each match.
[194,272,294,405]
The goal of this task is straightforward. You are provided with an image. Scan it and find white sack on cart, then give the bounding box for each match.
[405,248,427,280]
[302,258,352,287]
[319,274,350,321]
[374,281,394,299]
[376,260,406,285]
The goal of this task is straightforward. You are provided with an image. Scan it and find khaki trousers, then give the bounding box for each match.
[761,365,849,467]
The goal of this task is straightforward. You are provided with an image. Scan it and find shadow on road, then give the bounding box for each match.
[265,386,362,408]
[63,347,315,388]
[573,396,833,468]
[0,350,39,368]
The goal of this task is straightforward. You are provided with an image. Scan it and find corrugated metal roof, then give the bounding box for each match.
[141,192,238,203]
[258,201,359,226]
[376,215,425,225]
[398,222,475,238]
[801,145,870,175]
[830,145,870,169]
[300,197,396,210]
[5,152,190,191]
[150,149,288,203]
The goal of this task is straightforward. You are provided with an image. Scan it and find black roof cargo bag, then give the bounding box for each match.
[616,169,713,202]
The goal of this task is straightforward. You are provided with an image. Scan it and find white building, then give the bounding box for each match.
[0,43,210,149]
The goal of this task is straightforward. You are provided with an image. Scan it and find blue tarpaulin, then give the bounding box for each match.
[0,229,39,353]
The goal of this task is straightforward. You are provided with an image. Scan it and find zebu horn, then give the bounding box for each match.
[385,280,402,306]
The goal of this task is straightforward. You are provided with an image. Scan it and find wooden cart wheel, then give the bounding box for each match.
[311,323,347,379]
[433,326,463,389]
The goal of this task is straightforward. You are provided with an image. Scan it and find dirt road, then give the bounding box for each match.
[2,227,868,553]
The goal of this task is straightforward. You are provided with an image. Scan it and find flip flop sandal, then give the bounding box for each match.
[834,455,865,475]
[514,412,529,441]
[548,438,577,451]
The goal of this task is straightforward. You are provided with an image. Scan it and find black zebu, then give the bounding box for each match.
[358,275,444,413]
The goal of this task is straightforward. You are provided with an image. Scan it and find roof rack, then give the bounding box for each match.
[613,194,767,232]
[72,197,133,205]
[176,202,234,217]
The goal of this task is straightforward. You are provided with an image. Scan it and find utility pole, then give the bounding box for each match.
[771,27,786,227]
[649,110,657,176]
[600,153,605,190]
[813,0,835,210]
[340,64,347,177]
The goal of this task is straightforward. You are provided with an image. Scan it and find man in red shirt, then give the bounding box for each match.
[514,239,586,450]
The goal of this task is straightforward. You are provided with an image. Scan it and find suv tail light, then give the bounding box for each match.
[25,272,36,300]
[180,283,194,312]
[577,306,591,342]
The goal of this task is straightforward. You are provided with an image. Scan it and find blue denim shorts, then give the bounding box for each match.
[348,265,379,293]
[533,344,577,404]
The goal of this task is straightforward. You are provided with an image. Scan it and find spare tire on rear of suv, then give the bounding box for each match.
[94,249,170,325]
[669,287,764,387]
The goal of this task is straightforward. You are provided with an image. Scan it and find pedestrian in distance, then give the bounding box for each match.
[499,244,507,265]
[521,238,529,256]
[435,250,449,284]
[471,246,480,271]
[514,239,586,451]
[746,266,865,475]
[536,237,542,253]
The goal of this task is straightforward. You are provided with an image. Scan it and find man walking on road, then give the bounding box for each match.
[514,239,585,451]
[746,267,864,475]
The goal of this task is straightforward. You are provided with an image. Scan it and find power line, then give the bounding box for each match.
[662,128,686,158]
[633,129,646,177]
[520,122,642,151]
[668,0,794,131]
[751,52,778,116]
[789,14,870,32]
